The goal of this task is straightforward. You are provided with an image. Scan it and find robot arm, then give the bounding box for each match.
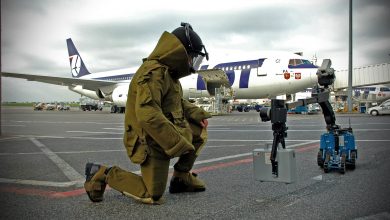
[286,59,338,130]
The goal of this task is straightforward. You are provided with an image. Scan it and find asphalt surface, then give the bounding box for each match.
[0,107,389,220]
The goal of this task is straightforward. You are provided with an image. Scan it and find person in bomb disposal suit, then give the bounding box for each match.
[83,23,211,204]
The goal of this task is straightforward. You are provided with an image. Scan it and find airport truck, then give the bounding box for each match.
[79,97,103,111]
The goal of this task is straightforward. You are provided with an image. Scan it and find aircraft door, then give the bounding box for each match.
[257,59,267,76]
[257,58,283,77]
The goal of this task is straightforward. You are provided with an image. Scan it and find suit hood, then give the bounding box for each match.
[147,31,191,79]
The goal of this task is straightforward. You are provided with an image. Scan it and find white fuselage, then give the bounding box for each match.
[71,53,319,107]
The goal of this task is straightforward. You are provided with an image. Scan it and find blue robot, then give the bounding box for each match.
[318,126,357,174]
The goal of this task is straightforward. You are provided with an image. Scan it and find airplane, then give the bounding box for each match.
[2,38,320,113]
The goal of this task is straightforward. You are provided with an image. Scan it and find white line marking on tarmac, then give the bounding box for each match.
[0,149,125,156]
[12,135,122,140]
[29,137,84,182]
[2,125,26,127]
[312,175,323,181]
[66,131,122,134]
[207,129,390,132]
[102,128,123,130]
[0,136,25,142]
[284,199,301,207]
[10,120,121,125]
[208,139,390,142]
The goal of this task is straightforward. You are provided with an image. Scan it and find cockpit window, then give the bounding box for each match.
[288,59,316,68]
[289,59,306,66]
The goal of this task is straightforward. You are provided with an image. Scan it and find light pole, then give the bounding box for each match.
[347,0,353,113]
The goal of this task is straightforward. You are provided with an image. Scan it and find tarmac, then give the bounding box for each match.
[0,106,389,219]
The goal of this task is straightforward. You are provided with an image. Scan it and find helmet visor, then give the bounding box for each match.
[192,55,204,71]
[188,45,208,61]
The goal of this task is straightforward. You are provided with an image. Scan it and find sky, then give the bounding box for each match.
[1,0,390,102]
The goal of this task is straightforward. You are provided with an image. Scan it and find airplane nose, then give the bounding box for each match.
[310,70,318,85]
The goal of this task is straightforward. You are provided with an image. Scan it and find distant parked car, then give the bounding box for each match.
[34,102,45,111]
[33,102,55,111]
[57,103,70,111]
[45,103,56,111]
[366,99,390,116]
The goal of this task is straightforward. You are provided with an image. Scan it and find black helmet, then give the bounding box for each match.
[172,22,209,61]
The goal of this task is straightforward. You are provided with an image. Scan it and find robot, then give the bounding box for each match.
[260,59,357,175]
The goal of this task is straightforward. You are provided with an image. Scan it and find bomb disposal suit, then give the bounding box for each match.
[83,23,211,205]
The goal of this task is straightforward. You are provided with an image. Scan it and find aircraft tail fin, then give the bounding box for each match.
[66,38,91,78]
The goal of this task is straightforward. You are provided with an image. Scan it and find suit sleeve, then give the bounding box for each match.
[182,99,212,124]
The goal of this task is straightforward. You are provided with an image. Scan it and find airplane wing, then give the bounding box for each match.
[197,69,230,87]
[196,69,231,96]
[1,72,117,91]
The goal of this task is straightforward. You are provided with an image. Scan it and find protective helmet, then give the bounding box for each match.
[172,22,209,61]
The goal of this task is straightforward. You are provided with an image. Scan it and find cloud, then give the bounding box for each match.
[1,0,390,102]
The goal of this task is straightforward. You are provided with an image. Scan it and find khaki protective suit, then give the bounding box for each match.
[106,31,211,202]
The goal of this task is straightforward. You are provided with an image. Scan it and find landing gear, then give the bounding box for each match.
[110,105,118,113]
[110,105,125,113]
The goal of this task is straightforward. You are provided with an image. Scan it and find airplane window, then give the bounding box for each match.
[247,65,250,69]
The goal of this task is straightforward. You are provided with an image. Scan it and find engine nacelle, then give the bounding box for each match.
[111,85,128,107]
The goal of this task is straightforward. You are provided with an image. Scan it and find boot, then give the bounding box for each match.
[84,163,107,202]
[169,171,205,193]
[122,191,164,205]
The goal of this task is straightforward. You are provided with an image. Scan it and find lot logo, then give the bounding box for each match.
[69,55,81,77]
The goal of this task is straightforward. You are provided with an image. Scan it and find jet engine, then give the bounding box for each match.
[111,85,128,107]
